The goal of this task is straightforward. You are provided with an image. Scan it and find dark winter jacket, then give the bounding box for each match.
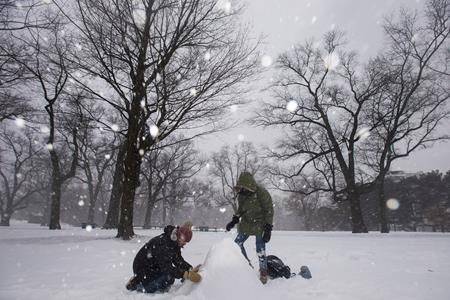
[236,172,273,235]
[133,225,192,282]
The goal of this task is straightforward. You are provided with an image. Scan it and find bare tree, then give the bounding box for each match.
[361,0,450,232]
[5,17,84,229]
[210,141,265,212]
[0,126,43,226]
[77,112,117,226]
[52,0,259,239]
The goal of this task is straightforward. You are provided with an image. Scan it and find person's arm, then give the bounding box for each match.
[173,249,192,272]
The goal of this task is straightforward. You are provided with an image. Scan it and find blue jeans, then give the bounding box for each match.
[137,273,175,293]
[234,232,267,271]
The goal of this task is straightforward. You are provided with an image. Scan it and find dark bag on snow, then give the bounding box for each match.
[267,255,292,279]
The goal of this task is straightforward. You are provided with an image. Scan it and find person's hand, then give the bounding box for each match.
[225,215,240,231]
[183,270,202,283]
[192,264,202,272]
[262,223,273,243]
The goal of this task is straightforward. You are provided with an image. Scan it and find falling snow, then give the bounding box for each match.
[15,118,25,128]
[261,55,273,67]
[286,100,298,112]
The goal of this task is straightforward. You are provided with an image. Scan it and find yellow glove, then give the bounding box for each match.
[183,270,202,283]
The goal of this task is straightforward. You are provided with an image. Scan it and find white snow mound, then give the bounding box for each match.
[172,238,276,300]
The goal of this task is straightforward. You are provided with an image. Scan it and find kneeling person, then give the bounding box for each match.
[126,221,201,293]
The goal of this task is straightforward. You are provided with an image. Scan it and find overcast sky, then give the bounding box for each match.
[197,0,450,173]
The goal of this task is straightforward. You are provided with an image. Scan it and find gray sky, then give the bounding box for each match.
[197,0,450,173]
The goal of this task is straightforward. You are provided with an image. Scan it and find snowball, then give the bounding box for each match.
[46,143,54,151]
[323,52,340,70]
[15,118,25,128]
[149,125,159,138]
[261,55,273,67]
[386,198,400,210]
[78,200,85,207]
[286,100,298,112]
[139,149,145,156]
[85,225,93,232]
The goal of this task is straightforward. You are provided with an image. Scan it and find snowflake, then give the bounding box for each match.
[286,100,298,112]
[15,117,25,128]
[46,143,54,151]
[323,52,340,70]
[190,88,197,96]
[40,125,50,133]
[230,105,238,112]
[104,154,111,159]
[139,149,145,156]
[111,124,119,132]
[204,51,211,61]
[311,16,317,24]
[261,55,273,67]
[86,225,93,232]
[238,134,245,141]
[219,207,226,213]
[386,198,400,210]
[149,125,159,138]
[356,127,371,141]
[217,0,231,13]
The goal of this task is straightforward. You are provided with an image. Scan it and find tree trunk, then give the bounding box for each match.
[143,203,154,229]
[377,178,390,233]
[40,193,51,226]
[86,172,96,224]
[103,143,126,229]
[348,191,368,233]
[162,189,167,226]
[49,150,62,230]
[116,126,142,239]
[0,212,10,226]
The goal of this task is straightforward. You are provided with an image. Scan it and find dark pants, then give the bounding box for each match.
[234,232,268,271]
[136,273,175,293]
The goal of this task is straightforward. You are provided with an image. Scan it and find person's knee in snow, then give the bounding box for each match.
[127,221,202,293]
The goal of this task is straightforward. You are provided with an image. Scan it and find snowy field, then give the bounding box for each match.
[1,221,450,300]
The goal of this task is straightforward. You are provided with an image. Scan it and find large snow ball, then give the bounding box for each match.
[176,238,270,300]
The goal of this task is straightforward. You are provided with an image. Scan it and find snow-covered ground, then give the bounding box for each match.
[1,221,449,300]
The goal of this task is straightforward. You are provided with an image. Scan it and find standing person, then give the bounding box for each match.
[126,221,202,293]
[225,171,274,284]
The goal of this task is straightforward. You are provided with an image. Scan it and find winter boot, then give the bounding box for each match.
[299,265,312,279]
[126,275,140,291]
[259,269,268,284]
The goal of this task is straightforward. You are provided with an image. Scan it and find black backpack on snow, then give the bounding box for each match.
[267,255,292,279]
